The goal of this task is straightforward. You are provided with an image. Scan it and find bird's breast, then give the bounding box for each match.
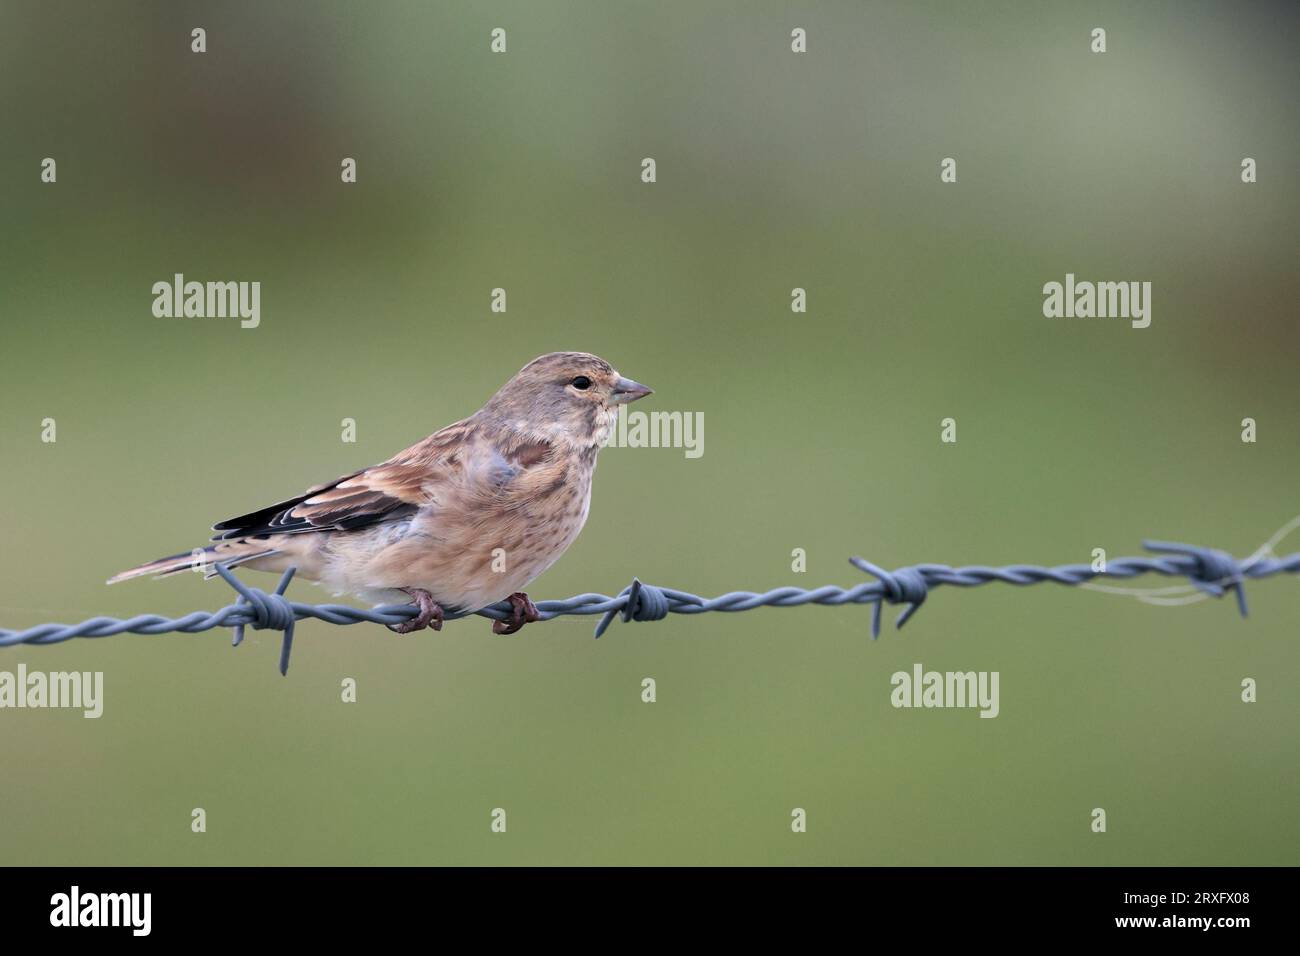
[510,456,595,556]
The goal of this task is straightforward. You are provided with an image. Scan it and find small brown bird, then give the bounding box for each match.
[109,352,653,634]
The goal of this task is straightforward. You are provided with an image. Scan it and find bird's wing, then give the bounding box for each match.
[210,463,429,539]
[210,420,477,541]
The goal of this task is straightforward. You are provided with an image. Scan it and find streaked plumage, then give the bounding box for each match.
[109,352,652,631]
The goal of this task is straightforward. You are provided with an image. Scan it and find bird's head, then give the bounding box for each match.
[479,351,653,448]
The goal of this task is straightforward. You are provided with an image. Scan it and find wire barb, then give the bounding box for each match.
[849,558,929,638]
[2,534,1298,674]
[594,578,671,638]
[1142,541,1248,617]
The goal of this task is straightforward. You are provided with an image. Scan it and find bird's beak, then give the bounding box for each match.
[611,376,653,404]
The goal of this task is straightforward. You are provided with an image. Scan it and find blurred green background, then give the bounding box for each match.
[2,0,1297,865]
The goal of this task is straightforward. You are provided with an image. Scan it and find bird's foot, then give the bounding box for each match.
[388,587,444,634]
[493,592,540,635]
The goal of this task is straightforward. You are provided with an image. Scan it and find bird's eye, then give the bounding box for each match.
[570,376,593,390]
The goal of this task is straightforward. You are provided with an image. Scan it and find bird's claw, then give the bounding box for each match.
[493,592,540,635]
[388,587,444,634]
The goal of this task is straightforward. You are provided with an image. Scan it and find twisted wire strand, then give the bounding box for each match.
[2,540,1297,676]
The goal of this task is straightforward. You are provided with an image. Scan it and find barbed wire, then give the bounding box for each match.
[1,539,1297,675]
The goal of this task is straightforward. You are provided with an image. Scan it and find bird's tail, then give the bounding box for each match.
[107,541,278,585]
